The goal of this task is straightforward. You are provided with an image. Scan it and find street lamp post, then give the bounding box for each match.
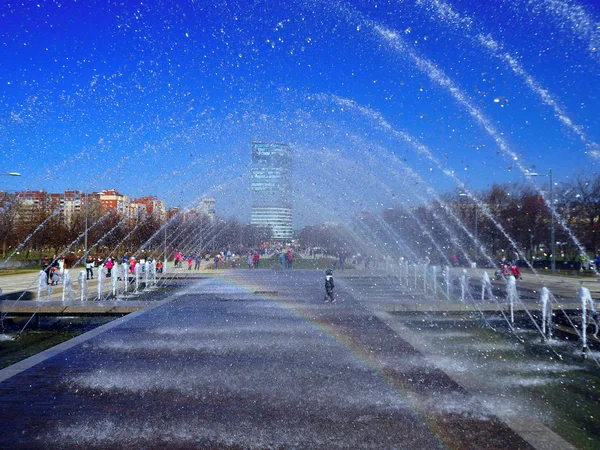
[526,169,555,272]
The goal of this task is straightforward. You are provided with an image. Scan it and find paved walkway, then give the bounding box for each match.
[0,270,548,449]
[2,263,598,298]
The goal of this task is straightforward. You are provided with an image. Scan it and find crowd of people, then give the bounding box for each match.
[41,252,164,285]
[579,253,600,272]
[494,261,522,281]
[167,247,299,271]
[38,245,369,285]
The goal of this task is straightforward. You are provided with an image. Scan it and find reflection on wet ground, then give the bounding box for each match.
[0,271,593,449]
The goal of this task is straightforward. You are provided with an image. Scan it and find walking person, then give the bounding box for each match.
[41,257,52,285]
[253,251,260,269]
[85,256,94,280]
[579,253,588,272]
[324,269,335,303]
[129,257,137,274]
[247,252,253,269]
[174,250,182,268]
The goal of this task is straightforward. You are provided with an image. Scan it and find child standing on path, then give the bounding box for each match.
[85,256,94,280]
[105,257,113,278]
[324,269,335,303]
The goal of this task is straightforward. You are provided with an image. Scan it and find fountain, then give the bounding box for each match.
[97,264,104,301]
[144,261,150,290]
[481,271,494,304]
[413,263,418,288]
[540,287,552,341]
[36,271,50,302]
[0,1,598,448]
[444,266,450,300]
[134,263,140,293]
[506,276,518,324]
[120,262,127,295]
[61,269,75,302]
[460,269,468,303]
[579,286,597,352]
[112,264,118,298]
[78,270,87,302]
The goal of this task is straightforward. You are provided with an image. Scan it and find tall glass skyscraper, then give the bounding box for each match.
[250,140,293,241]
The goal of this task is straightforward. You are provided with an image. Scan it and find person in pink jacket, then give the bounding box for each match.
[105,257,114,278]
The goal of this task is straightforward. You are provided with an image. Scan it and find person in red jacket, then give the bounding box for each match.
[510,263,522,280]
[252,251,260,269]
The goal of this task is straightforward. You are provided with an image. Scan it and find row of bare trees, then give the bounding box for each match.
[0,196,272,263]
[297,172,600,267]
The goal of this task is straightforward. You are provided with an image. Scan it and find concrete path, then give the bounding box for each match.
[0,270,539,449]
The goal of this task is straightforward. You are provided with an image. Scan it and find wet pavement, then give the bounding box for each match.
[0,270,554,449]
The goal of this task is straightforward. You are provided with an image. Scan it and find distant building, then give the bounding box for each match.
[61,190,85,225]
[167,207,180,220]
[14,190,89,225]
[133,196,167,223]
[196,198,216,221]
[130,201,148,222]
[9,188,170,228]
[250,139,293,241]
[96,189,131,218]
[13,190,49,224]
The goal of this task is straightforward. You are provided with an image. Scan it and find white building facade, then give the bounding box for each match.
[250,140,293,241]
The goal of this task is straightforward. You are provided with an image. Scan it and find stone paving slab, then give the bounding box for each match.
[0,271,539,449]
[0,294,177,385]
[371,311,577,450]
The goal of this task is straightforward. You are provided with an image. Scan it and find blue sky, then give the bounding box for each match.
[1,0,599,225]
